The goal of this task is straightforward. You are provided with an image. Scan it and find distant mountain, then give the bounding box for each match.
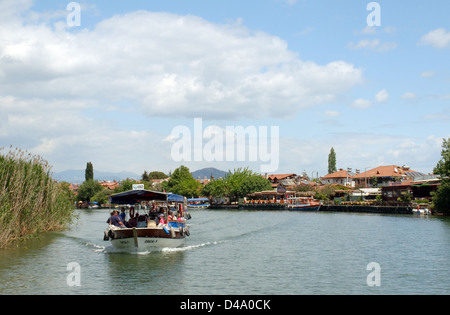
[191,167,227,180]
[54,167,227,183]
[53,169,140,183]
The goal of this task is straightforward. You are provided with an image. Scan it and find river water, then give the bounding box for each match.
[0,209,449,295]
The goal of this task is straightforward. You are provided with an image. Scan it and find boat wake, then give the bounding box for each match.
[85,242,106,252]
[161,240,227,253]
[98,240,227,255]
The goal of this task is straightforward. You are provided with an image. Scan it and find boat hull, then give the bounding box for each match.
[288,205,320,211]
[110,236,185,252]
[187,205,210,210]
[106,226,187,252]
[412,209,430,215]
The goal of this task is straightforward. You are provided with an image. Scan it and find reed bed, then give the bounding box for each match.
[0,147,74,248]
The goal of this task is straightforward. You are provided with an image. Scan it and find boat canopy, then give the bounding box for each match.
[168,194,185,203]
[109,190,168,204]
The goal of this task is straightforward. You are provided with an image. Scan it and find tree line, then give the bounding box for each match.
[76,164,272,205]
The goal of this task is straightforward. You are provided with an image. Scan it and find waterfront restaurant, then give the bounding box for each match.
[243,184,317,206]
[382,176,441,201]
[244,184,296,205]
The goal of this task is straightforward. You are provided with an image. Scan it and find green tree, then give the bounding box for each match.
[77,179,102,202]
[201,178,226,199]
[328,147,337,174]
[148,171,168,180]
[223,167,272,202]
[114,179,150,193]
[85,162,94,181]
[162,165,201,197]
[371,176,379,188]
[434,138,450,177]
[91,188,112,205]
[292,183,314,193]
[142,170,149,182]
[432,138,450,214]
[314,184,336,201]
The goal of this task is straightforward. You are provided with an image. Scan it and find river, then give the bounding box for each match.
[0,209,449,295]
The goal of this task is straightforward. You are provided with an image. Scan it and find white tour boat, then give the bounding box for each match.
[104,190,191,252]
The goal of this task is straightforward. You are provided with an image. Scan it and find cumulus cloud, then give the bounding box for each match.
[0,8,363,121]
[420,28,450,48]
[375,89,389,103]
[351,99,372,109]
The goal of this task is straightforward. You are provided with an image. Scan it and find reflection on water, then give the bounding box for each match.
[0,209,449,295]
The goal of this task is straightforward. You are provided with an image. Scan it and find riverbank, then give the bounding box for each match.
[213,202,438,215]
[0,148,74,249]
[319,204,412,215]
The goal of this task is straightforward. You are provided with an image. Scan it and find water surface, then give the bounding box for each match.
[0,209,449,295]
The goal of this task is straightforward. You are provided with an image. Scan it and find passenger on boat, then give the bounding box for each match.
[158,213,166,226]
[127,214,138,228]
[119,207,126,223]
[137,214,147,228]
[168,211,177,221]
[107,210,125,228]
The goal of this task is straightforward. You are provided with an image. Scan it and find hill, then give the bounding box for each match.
[191,167,227,180]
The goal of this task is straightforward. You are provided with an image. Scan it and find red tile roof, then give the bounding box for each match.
[322,170,349,179]
[266,174,296,180]
[352,165,420,179]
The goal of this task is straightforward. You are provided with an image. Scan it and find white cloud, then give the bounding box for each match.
[0,9,363,121]
[277,133,444,175]
[325,110,340,117]
[348,39,380,50]
[0,3,366,173]
[375,89,389,103]
[420,71,435,78]
[402,92,417,100]
[351,99,372,109]
[348,39,397,52]
[354,26,396,35]
[420,28,450,48]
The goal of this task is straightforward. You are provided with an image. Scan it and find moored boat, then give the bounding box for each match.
[412,204,430,215]
[104,190,191,252]
[287,197,321,211]
[187,198,210,209]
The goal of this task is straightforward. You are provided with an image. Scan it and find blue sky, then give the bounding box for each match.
[0,0,449,178]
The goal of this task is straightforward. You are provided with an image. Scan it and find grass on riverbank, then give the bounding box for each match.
[0,147,74,248]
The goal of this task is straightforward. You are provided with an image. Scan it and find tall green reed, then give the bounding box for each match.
[0,147,74,248]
